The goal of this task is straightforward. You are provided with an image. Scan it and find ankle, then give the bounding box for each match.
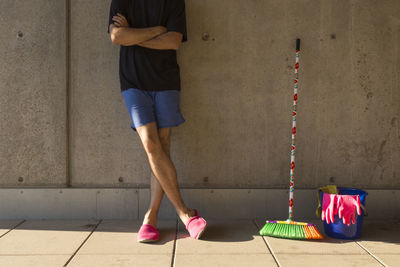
[143,216,157,227]
[143,209,159,227]
[178,207,194,216]
[178,208,196,226]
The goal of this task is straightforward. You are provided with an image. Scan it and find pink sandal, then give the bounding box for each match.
[137,224,159,243]
[186,209,207,239]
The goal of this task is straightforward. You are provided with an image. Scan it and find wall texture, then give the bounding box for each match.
[0,0,67,186]
[1,0,399,189]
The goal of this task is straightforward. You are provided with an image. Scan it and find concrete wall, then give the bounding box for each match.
[0,0,67,186]
[1,0,399,189]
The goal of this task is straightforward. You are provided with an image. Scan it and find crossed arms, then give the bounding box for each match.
[108,14,183,50]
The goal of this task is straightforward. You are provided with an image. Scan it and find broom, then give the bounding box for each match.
[259,39,323,239]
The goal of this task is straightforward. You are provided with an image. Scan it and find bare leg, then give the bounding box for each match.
[142,172,164,227]
[142,128,170,227]
[136,122,195,226]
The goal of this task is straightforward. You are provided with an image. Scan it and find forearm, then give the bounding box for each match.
[112,26,166,46]
[137,32,182,50]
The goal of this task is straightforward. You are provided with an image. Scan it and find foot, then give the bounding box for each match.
[142,210,158,228]
[179,208,197,227]
[185,209,207,239]
[137,224,159,243]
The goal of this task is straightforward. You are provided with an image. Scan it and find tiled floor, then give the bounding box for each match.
[0,219,398,266]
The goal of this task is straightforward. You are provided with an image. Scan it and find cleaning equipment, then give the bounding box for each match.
[318,187,368,239]
[321,193,362,225]
[315,185,338,218]
[259,39,323,240]
[321,193,338,224]
[337,195,362,226]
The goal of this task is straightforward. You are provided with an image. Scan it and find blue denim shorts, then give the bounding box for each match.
[121,88,185,131]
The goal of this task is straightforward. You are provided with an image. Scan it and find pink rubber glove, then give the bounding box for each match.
[321,193,338,224]
[336,195,361,226]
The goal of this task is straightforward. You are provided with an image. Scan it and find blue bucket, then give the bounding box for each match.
[319,187,368,239]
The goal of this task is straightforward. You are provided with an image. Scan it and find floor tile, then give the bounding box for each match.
[0,220,24,236]
[356,221,400,254]
[0,219,98,255]
[175,254,277,267]
[69,220,176,266]
[374,254,400,267]
[0,255,69,267]
[175,220,272,254]
[75,220,176,255]
[275,254,381,267]
[68,254,172,267]
[174,220,276,266]
[0,219,397,267]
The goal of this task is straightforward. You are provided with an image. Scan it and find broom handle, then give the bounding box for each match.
[288,38,300,221]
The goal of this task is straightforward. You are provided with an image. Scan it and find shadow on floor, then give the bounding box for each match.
[177,220,256,242]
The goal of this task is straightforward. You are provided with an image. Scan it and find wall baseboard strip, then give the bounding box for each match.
[0,188,398,220]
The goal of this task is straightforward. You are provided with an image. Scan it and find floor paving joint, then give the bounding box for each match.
[253,219,281,267]
[170,219,178,267]
[63,219,103,267]
[0,219,26,239]
[355,241,387,267]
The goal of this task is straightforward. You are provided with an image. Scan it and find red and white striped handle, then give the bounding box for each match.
[288,38,300,221]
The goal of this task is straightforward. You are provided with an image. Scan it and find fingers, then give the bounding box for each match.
[351,213,356,225]
[338,207,343,219]
[327,207,334,224]
[348,214,352,226]
[325,210,329,224]
[117,12,125,18]
[112,16,122,26]
[356,199,362,215]
[112,16,123,22]
[326,209,330,224]
[114,15,126,23]
[114,13,126,20]
[112,14,128,27]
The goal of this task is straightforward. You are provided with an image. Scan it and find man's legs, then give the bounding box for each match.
[142,127,170,227]
[136,122,195,226]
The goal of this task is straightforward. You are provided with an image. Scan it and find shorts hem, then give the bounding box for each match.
[130,120,157,132]
[157,119,185,129]
[130,119,185,132]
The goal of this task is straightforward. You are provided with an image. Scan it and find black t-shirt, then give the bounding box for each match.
[107,0,187,92]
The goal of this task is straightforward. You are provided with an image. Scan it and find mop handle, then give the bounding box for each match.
[288,38,300,221]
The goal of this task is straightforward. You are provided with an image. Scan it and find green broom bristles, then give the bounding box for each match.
[259,220,323,240]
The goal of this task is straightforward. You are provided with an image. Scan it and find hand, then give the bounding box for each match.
[112,13,129,27]
[156,26,168,35]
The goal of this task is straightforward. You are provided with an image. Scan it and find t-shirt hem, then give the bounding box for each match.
[121,86,181,92]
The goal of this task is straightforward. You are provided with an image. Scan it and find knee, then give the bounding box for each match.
[142,136,163,156]
[159,136,170,149]
[158,131,170,145]
[158,134,170,156]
